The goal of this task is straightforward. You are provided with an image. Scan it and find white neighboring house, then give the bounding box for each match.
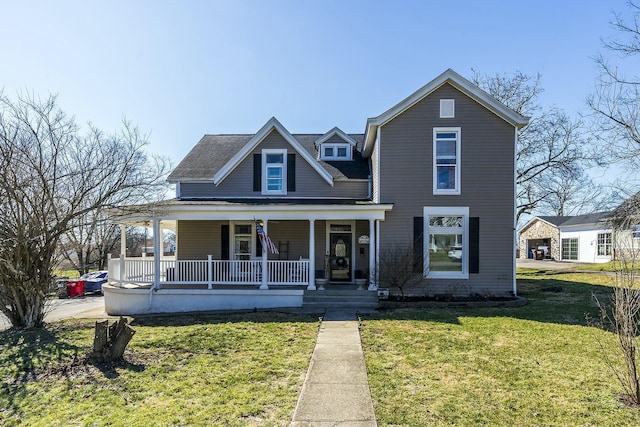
[518,211,613,263]
[557,212,613,263]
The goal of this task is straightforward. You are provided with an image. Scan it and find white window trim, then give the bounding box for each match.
[423,206,469,279]
[440,99,455,118]
[262,149,287,195]
[433,127,461,195]
[321,143,352,161]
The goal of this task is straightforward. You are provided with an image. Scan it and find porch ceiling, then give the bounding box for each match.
[108,199,393,224]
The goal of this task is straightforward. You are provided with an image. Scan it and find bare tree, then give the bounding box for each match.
[376,242,424,298]
[538,168,619,216]
[57,212,120,275]
[588,0,640,174]
[472,70,593,220]
[0,92,168,328]
[593,195,640,405]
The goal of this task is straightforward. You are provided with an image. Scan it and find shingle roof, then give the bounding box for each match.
[168,133,368,181]
[537,216,570,227]
[558,211,613,227]
[521,211,614,233]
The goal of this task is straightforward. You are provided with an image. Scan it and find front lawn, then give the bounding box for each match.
[0,312,318,427]
[360,269,640,426]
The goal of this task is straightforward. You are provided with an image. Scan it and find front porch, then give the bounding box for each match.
[105,199,392,315]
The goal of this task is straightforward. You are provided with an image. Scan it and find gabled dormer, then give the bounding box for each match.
[315,127,357,161]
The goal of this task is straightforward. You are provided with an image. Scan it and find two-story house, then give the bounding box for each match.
[104,69,529,315]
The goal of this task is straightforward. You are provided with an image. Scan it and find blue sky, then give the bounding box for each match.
[1,0,625,162]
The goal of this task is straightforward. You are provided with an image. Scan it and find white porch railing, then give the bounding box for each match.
[108,257,310,287]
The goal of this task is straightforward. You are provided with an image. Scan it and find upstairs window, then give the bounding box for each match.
[433,128,461,195]
[321,143,352,161]
[262,149,287,195]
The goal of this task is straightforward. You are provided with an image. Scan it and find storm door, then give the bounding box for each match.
[233,223,254,260]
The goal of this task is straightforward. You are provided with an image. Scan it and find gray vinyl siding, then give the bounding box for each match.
[354,220,370,277]
[177,220,223,260]
[371,141,379,202]
[265,221,311,260]
[180,130,368,199]
[315,220,327,278]
[179,180,368,199]
[377,83,516,296]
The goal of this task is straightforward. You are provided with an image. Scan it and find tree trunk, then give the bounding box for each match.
[89,317,136,363]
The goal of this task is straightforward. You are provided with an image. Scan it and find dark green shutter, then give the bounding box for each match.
[256,233,262,257]
[469,217,479,274]
[221,224,229,260]
[413,217,424,273]
[287,154,296,192]
[253,154,261,192]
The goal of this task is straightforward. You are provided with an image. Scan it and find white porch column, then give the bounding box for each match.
[119,253,125,288]
[368,219,377,291]
[307,219,316,290]
[153,218,161,290]
[120,224,126,257]
[260,220,269,290]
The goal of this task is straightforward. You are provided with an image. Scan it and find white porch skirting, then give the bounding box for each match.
[103,284,304,316]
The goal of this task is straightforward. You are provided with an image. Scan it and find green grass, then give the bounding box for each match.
[361,269,640,426]
[5,269,640,426]
[0,312,318,426]
[568,261,640,272]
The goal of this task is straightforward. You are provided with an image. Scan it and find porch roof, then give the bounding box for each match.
[109,198,393,226]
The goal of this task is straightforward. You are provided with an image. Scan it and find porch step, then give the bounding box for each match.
[303,287,379,309]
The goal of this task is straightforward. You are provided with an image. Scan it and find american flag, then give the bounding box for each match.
[255,220,279,254]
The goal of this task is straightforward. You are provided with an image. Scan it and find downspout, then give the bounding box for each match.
[512,127,518,296]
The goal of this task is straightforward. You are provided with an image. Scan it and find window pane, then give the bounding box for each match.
[267,167,282,178]
[436,166,456,190]
[436,132,457,139]
[266,153,283,163]
[562,238,578,260]
[436,140,456,158]
[324,147,334,157]
[428,234,463,272]
[429,216,463,227]
[266,166,283,191]
[337,147,347,157]
[235,224,251,234]
[330,224,351,232]
[597,233,612,256]
[267,180,282,191]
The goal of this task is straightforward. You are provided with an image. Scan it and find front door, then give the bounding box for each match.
[329,226,352,282]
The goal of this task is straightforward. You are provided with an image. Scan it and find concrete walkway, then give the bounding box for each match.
[291,309,377,426]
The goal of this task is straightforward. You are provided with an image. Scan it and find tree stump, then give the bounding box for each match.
[89,317,136,363]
